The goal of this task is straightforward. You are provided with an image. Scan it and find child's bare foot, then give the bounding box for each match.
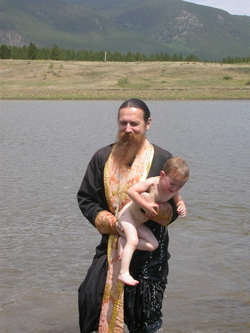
[118,237,126,260]
[118,272,139,286]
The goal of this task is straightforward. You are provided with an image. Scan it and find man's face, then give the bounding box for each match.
[118,107,151,139]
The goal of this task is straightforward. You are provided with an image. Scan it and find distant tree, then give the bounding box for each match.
[135,52,147,61]
[0,44,11,59]
[153,52,160,61]
[88,49,94,61]
[80,49,91,61]
[70,48,77,60]
[184,53,201,62]
[113,51,124,61]
[50,44,60,60]
[163,52,170,61]
[38,46,50,60]
[148,53,155,61]
[125,51,135,62]
[28,42,38,59]
[96,50,105,61]
[10,46,20,59]
[21,45,27,59]
[172,53,178,61]
[2,43,249,64]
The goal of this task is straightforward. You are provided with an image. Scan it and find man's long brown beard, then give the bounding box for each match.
[112,132,145,167]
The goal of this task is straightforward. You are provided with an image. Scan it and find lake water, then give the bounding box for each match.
[1,100,250,333]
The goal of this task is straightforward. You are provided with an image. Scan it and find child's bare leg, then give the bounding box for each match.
[119,242,139,286]
[137,224,159,251]
[118,235,139,285]
[118,236,126,260]
[118,211,139,286]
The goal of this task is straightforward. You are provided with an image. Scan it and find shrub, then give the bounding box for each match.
[118,77,129,87]
[223,75,233,80]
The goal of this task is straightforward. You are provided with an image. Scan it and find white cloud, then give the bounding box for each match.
[184,0,250,16]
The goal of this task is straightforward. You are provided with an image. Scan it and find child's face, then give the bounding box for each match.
[160,171,188,193]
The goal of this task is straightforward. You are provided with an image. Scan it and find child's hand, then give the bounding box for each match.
[144,203,159,219]
[177,204,186,217]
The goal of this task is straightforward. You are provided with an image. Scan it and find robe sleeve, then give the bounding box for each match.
[77,146,118,235]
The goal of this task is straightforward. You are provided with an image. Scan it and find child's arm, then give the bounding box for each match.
[173,192,187,217]
[127,178,159,219]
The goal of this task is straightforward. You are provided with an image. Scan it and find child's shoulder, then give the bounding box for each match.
[146,176,159,184]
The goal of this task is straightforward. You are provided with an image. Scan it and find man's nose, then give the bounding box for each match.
[125,123,132,133]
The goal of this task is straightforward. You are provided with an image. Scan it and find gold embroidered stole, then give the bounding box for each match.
[98,139,154,333]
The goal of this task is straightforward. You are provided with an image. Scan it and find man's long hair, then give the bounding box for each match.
[118,98,151,123]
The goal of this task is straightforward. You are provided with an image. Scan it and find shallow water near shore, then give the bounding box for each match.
[1,100,250,332]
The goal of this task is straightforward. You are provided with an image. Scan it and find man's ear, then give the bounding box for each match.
[146,117,151,130]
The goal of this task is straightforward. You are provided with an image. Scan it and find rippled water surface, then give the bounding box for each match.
[1,100,250,333]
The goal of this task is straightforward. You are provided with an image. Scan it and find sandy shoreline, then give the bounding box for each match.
[1,60,249,100]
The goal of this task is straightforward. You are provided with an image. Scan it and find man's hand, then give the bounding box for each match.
[151,202,173,226]
[115,220,125,237]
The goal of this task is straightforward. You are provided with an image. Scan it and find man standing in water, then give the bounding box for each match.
[77,98,178,333]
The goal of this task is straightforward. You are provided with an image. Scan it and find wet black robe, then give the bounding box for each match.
[77,143,178,333]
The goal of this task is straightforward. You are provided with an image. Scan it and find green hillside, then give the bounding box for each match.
[0,0,249,60]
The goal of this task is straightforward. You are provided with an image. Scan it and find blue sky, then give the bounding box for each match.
[184,0,250,16]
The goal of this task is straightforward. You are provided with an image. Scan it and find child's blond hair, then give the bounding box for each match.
[162,156,189,180]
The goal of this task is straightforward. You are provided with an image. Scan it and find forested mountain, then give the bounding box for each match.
[0,0,249,60]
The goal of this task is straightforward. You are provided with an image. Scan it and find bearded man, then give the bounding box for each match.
[77,98,178,333]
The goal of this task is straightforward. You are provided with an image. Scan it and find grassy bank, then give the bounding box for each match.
[0,60,250,100]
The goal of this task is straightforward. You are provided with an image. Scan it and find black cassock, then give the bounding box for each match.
[77,143,178,333]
